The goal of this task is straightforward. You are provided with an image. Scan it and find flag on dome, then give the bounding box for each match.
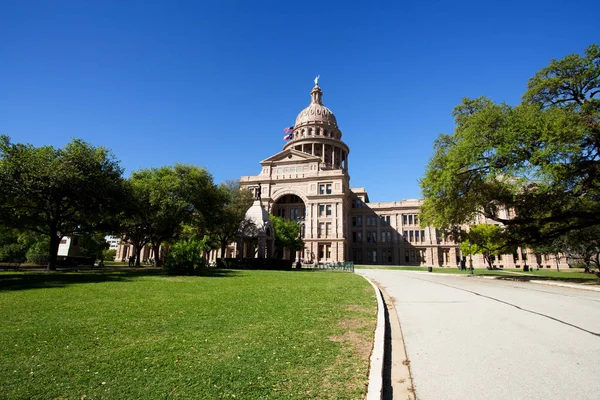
[283,126,294,134]
[283,132,293,140]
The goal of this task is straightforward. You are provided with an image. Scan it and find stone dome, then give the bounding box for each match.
[294,84,338,128]
[244,200,270,232]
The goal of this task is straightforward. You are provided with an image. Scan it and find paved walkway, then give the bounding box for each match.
[358,270,600,400]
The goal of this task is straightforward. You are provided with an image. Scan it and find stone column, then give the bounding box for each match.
[332,147,336,168]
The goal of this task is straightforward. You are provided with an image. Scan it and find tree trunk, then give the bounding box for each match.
[220,242,227,259]
[152,242,162,267]
[135,246,142,267]
[47,226,60,271]
[485,254,493,269]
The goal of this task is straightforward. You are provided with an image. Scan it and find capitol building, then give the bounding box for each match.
[236,79,463,267]
[110,79,565,270]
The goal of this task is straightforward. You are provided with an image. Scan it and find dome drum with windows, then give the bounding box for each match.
[283,79,349,172]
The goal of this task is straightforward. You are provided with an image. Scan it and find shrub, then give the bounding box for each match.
[164,237,208,275]
[26,238,50,265]
[102,249,117,261]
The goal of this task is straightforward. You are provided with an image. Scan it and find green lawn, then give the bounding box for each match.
[0,269,376,399]
[354,265,600,283]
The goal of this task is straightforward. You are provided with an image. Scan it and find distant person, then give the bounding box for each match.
[128,256,135,267]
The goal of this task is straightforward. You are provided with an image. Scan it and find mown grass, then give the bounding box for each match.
[0,269,376,399]
[354,265,600,284]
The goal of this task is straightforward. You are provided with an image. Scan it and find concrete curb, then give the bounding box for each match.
[362,275,385,400]
[529,279,600,292]
[475,275,600,292]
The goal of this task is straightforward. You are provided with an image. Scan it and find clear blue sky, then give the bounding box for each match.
[1,0,598,201]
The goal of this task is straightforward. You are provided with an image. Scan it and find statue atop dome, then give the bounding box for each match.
[314,75,320,86]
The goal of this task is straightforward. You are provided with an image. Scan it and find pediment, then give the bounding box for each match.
[260,149,320,165]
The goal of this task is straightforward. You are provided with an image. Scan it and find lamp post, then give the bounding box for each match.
[296,216,305,267]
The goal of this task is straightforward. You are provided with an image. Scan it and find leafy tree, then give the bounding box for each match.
[459,224,514,269]
[270,215,304,259]
[77,233,109,260]
[119,180,152,267]
[0,228,40,263]
[553,227,600,273]
[209,180,254,259]
[127,164,220,266]
[0,136,125,270]
[420,44,600,246]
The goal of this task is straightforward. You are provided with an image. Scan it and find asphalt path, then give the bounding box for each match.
[357,270,600,400]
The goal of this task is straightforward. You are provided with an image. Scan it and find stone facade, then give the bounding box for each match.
[238,81,568,268]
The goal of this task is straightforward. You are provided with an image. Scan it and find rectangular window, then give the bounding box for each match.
[352,217,357,227]
[326,223,331,238]
[319,204,325,217]
[318,223,324,238]
[381,231,386,243]
[352,232,357,243]
[319,184,325,194]
[415,215,419,225]
[409,231,414,242]
[290,167,295,173]
[277,168,282,173]
[403,214,407,225]
[356,199,362,208]
[408,215,413,225]
[387,232,391,243]
[356,216,362,227]
[353,249,362,262]
[326,205,332,216]
[380,216,386,226]
[386,216,390,226]
[284,167,289,173]
[371,232,377,243]
[403,231,408,241]
[421,230,425,242]
[357,232,362,243]
[326,184,332,194]
[372,250,377,263]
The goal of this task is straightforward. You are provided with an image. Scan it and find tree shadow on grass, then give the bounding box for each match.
[0,267,239,292]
